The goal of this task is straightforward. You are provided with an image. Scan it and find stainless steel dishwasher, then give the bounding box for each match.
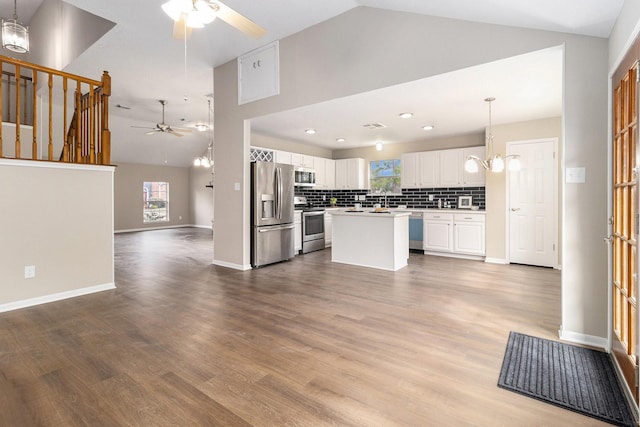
[409,211,424,250]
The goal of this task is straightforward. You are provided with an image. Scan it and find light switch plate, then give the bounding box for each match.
[24,265,36,279]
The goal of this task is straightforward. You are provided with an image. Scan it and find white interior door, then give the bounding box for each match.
[508,139,557,267]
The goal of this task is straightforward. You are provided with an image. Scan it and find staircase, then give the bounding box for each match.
[0,55,111,165]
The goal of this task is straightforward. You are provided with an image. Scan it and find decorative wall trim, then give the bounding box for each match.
[0,283,116,314]
[558,327,608,351]
[0,158,115,173]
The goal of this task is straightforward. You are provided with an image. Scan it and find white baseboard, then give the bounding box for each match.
[115,224,192,234]
[0,283,116,314]
[484,257,507,264]
[558,327,608,350]
[212,259,252,270]
[191,224,213,230]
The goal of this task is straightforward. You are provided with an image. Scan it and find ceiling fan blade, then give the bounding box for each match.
[145,130,160,135]
[208,1,266,38]
[167,128,184,137]
[131,125,156,130]
[172,13,192,39]
[171,127,193,132]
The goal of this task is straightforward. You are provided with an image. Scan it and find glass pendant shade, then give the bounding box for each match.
[193,158,201,166]
[2,18,28,53]
[464,157,479,173]
[491,155,505,173]
[508,156,521,171]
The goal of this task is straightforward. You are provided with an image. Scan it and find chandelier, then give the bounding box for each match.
[464,97,520,173]
[194,99,214,168]
[2,0,29,53]
[162,0,216,28]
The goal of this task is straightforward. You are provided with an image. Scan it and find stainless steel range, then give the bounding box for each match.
[294,196,325,254]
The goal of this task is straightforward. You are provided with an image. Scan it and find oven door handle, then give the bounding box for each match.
[302,211,325,217]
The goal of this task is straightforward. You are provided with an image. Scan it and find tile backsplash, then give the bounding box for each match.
[295,187,485,210]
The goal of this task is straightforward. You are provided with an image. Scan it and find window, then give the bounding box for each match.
[370,159,401,194]
[143,181,169,223]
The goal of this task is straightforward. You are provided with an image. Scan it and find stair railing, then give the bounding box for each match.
[0,54,111,165]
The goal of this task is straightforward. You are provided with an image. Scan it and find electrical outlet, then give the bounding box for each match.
[354,195,359,201]
[322,195,326,201]
[179,215,182,220]
[358,195,366,201]
[24,265,36,279]
[429,194,434,201]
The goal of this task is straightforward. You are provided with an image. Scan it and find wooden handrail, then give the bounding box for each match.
[0,55,111,165]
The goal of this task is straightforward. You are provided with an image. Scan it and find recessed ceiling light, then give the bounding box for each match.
[336,137,345,142]
[399,112,413,119]
[422,125,435,131]
[305,129,316,135]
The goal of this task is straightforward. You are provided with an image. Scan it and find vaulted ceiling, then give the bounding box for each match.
[0,0,625,166]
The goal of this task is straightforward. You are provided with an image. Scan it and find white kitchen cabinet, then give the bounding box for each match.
[291,153,314,168]
[401,152,438,188]
[423,212,453,252]
[401,152,421,188]
[462,146,486,186]
[439,149,463,187]
[335,158,367,189]
[294,210,302,253]
[324,208,339,247]
[453,213,485,255]
[314,157,336,189]
[275,150,292,164]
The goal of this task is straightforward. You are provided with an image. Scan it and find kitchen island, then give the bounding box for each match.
[331,209,411,271]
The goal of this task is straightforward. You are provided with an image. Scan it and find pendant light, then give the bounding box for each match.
[2,0,29,53]
[465,97,521,173]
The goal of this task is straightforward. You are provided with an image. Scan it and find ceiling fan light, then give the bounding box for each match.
[194,0,216,24]
[193,157,201,167]
[162,0,189,21]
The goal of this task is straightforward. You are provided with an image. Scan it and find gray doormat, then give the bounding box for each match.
[498,331,635,427]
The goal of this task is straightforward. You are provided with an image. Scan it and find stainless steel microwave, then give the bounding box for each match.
[294,167,316,187]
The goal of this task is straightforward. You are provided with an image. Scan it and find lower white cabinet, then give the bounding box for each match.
[453,213,485,255]
[423,211,485,258]
[294,210,302,253]
[324,211,333,247]
[423,213,453,252]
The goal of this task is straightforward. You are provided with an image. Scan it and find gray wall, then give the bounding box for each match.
[213,6,611,345]
[114,163,191,232]
[190,166,214,229]
[0,160,114,309]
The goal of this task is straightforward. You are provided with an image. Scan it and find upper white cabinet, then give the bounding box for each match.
[238,41,280,105]
[401,147,485,188]
[315,157,336,189]
[401,151,438,188]
[291,153,314,168]
[335,158,367,190]
[275,150,292,165]
[462,146,486,186]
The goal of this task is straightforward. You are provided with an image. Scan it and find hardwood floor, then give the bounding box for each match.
[0,227,611,426]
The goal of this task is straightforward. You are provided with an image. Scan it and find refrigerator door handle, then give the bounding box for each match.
[275,167,282,220]
[258,224,295,233]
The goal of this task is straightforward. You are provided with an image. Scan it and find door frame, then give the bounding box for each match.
[504,137,560,269]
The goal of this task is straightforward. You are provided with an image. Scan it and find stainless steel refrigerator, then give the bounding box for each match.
[251,161,295,268]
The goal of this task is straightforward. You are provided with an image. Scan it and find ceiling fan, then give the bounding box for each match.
[132,100,192,137]
[162,0,266,39]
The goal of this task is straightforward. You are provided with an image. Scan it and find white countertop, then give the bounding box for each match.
[331,209,412,218]
[326,207,485,214]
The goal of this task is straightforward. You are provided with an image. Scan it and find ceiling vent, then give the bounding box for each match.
[362,122,386,129]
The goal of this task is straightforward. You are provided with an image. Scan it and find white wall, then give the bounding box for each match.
[214,6,610,342]
[0,160,114,310]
